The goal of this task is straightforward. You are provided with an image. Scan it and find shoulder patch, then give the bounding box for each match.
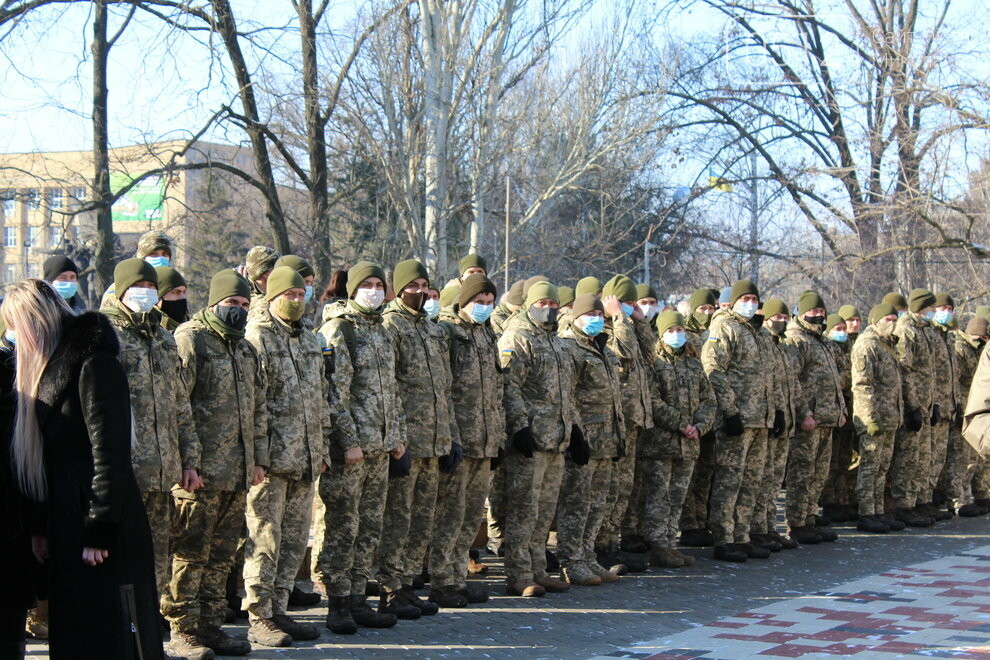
[322,346,334,354]
[707,337,720,342]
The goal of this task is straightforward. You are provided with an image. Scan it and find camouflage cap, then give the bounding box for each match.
[135,230,173,259]
[245,246,281,282]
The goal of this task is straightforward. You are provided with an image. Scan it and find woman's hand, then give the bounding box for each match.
[83,547,109,566]
[31,535,48,564]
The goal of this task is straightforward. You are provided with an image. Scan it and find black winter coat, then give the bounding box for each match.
[36,312,162,660]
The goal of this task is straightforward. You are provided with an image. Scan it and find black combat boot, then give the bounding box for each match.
[325,596,358,635]
[350,595,397,628]
[378,589,421,619]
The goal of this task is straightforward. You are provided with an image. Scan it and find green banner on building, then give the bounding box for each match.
[111,172,165,222]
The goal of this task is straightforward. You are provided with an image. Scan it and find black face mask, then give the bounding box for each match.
[214,304,249,331]
[530,306,558,326]
[749,313,765,330]
[804,314,826,326]
[160,298,188,323]
[769,320,787,336]
[400,291,427,312]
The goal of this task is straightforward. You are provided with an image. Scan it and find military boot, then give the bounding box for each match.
[561,562,603,586]
[679,528,714,547]
[958,503,986,517]
[271,614,320,641]
[24,602,48,640]
[673,550,696,566]
[596,544,629,575]
[713,543,746,562]
[735,542,771,559]
[198,625,251,656]
[534,575,571,593]
[879,513,906,531]
[168,630,215,660]
[894,507,933,527]
[507,581,545,597]
[325,596,358,635]
[457,584,489,603]
[429,585,469,608]
[620,534,649,554]
[247,618,292,647]
[350,595,397,628]
[287,586,321,608]
[378,589,421,619]
[400,585,439,615]
[589,561,620,583]
[768,531,799,549]
[856,515,889,533]
[812,525,838,542]
[750,533,782,552]
[649,547,684,568]
[789,526,823,545]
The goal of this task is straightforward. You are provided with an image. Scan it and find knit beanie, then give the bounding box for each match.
[525,282,558,307]
[274,255,315,279]
[43,255,78,281]
[798,290,826,315]
[966,317,989,337]
[245,246,280,282]
[838,304,861,320]
[934,292,955,308]
[557,286,575,308]
[155,266,186,298]
[689,288,716,311]
[571,293,604,318]
[136,230,172,259]
[114,257,158,295]
[908,288,936,313]
[265,266,306,302]
[458,274,496,308]
[458,253,488,276]
[762,298,789,318]
[718,287,732,305]
[729,279,759,305]
[523,275,550,297]
[575,276,602,296]
[826,313,845,332]
[636,283,658,301]
[882,292,908,309]
[505,279,526,306]
[346,261,387,298]
[602,275,637,302]
[209,269,251,306]
[656,310,684,336]
[868,303,898,325]
[440,284,461,308]
[392,259,429,293]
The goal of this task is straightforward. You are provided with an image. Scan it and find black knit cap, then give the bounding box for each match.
[43,255,78,281]
[459,274,497,307]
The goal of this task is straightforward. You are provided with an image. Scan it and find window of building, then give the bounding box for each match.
[25,189,40,210]
[48,189,63,210]
[25,262,38,278]
[0,191,14,218]
[4,266,15,283]
[70,187,87,206]
[3,227,16,248]
[26,226,39,248]
[49,224,64,248]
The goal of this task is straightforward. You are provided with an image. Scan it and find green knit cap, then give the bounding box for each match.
[656,310,684,336]
[882,292,908,309]
[346,261,387,297]
[838,304,861,320]
[458,253,487,276]
[576,276,602,296]
[636,283,658,301]
[826,312,845,332]
[762,298,789,318]
[114,257,158,295]
[689,288,716,311]
[523,275,549,297]
[392,259,429,294]
[209,269,251,306]
[440,283,461,308]
[869,303,898,325]
[245,246,281,282]
[274,255,315,279]
[602,275,637,302]
[265,266,305,301]
[558,286,576,307]
[154,266,186,298]
[525,282,558,307]
[571,293,603,318]
[934,292,955,308]
[798,290,826,315]
[729,279,759,305]
[505,279,526,306]
[908,288,936,313]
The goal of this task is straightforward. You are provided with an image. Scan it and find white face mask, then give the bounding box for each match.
[354,287,385,310]
[734,300,758,319]
[638,303,659,320]
[122,287,159,314]
[423,299,440,319]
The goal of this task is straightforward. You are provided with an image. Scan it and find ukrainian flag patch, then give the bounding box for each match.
[322,346,334,354]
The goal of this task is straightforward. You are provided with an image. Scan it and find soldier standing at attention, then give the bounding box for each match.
[947,317,990,516]
[927,293,960,520]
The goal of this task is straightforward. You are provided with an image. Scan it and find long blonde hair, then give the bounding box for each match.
[2,279,72,500]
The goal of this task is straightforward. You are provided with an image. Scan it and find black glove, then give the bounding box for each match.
[490,447,505,470]
[511,427,536,458]
[906,407,924,432]
[930,404,941,426]
[724,413,745,437]
[388,452,411,479]
[772,409,786,437]
[567,425,590,466]
[439,442,463,474]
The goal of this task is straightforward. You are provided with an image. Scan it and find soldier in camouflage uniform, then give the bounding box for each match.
[557,276,600,335]
[244,246,281,312]
[946,316,989,516]
[640,311,717,568]
[155,266,191,333]
[927,293,961,519]
[596,275,652,569]
[821,306,861,523]
[314,261,404,634]
[429,275,504,605]
[891,289,939,527]
[241,267,330,646]
[164,269,269,659]
[557,294,624,586]
[783,292,846,545]
[499,281,584,597]
[101,258,201,606]
[850,304,905,533]
[377,259,460,618]
[490,279,524,336]
[701,279,774,563]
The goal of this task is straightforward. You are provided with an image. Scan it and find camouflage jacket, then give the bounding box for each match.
[498,310,576,452]
[701,309,774,428]
[953,331,984,399]
[439,309,506,458]
[683,314,709,353]
[931,325,961,414]
[634,317,657,366]
[767,331,801,433]
[174,312,269,491]
[382,299,459,458]
[160,313,182,334]
[316,300,403,458]
[893,312,937,414]
[645,341,717,459]
[604,314,653,430]
[559,326,624,459]
[783,317,846,427]
[246,308,332,481]
[755,326,791,428]
[850,325,904,433]
[490,303,516,336]
[102,298,198,492]
[555,308,574,335]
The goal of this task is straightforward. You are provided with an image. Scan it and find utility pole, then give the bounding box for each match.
[503,175,510,293]
[748,150,760,284]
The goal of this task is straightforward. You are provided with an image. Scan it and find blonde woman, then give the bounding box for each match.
[3,279,161,660]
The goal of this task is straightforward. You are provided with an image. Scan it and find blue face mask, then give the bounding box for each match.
[663,330,686,349]
[735,300,758,319]
[579,315,605,337]
[831,330,848,343]
[897,310,906,318]
[4,329,15,345]
[469,303,493,324]
[145,255,170,268]
[304,285,314,303]
[933,310,953,326]
[423,299,440,319]
[922,310,936,322]
[52,280,79,300]
[620,303,634,318]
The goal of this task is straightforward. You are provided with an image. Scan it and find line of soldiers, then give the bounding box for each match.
[25,229,990,659]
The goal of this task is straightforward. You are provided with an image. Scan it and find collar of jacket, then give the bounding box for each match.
[906,311,930,327]
[962,331,983,350]
[521,309,556,334]
[102,295,162,339]
[794,315,825,336]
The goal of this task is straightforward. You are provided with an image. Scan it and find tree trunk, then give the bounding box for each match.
[91,0,114,292]
[419,0,450,275]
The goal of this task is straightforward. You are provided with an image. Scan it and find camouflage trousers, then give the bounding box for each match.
[556,458,613,567]
[785,426,833,528]
[597,423,640,549]
[944,425,979,509]
[637,443,698,548]
[313,452,389,597]
[162,488,246,632]
[891,421,931,509]
[503,448,565,584]
[243,475,314,621]
[429,457,492,589]
[751,430,789,535]
[486,462,507,551]
[821,425,858,507]
[974,458,990,500]
[710,428,767,545]
[679,431,715,531]
[924,420,951,503]
[378,457,440,593]
[141,490,172,601]
[855,430,896,516]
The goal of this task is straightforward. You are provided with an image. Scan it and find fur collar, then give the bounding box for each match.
[37,312,119,412]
